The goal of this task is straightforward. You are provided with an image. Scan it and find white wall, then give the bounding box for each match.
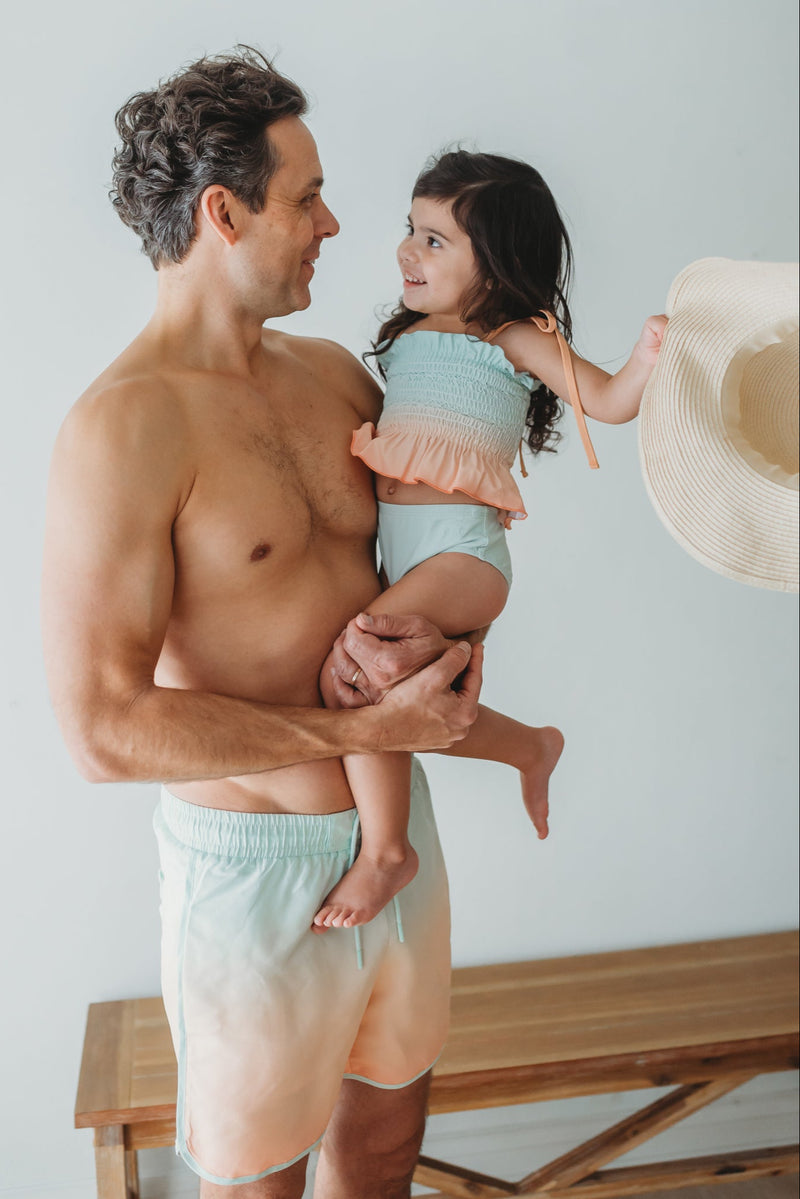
[1,0,797,1192]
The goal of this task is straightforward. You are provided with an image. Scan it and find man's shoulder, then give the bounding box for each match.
[67,355,188,435]
[76,369,174,411]
[264,329,382,419]
[264,328,359,371]
[57,362,193,486]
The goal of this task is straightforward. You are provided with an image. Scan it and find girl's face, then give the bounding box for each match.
[396,196,481,320]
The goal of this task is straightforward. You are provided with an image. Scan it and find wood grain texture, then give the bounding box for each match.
[416,1148,800,1198]
[624,1175,800,1199]
[427,1038,798,1112]
[92,1125,127,1199]
[436,932,799,1078]
[75,1002,134,1127]
[518,1077,754,1190]
[415,1155,516,1197]
[538,1146,800,1197]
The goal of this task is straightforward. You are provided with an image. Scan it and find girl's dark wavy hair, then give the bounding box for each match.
[110,47,307,269]
[369,150,574,455]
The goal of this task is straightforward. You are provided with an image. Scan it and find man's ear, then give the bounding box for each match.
[198,185,240,248]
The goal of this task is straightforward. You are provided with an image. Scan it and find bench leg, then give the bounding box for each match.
[93,1126,139,1199]
[126,1147,140,1199]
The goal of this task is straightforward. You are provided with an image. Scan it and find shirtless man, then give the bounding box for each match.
[41,50,481,1198]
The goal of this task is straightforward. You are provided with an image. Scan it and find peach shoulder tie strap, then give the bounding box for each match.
[488,312,599,470]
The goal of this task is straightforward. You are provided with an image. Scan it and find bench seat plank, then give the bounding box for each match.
[74,1001,135,1127]
[440,932,799,1076]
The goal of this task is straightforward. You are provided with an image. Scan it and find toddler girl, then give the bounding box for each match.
[314,150,666,933]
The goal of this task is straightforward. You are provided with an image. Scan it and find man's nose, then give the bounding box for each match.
[317,200,340,239]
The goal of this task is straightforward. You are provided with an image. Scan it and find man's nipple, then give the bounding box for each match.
[250,542,272,562]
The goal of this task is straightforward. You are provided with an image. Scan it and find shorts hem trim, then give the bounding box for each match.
[342,1050,441,1090]
[175,1132,323,1186]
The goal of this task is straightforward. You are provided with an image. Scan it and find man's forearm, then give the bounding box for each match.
[70,683,386,784]
[66,640,478,784]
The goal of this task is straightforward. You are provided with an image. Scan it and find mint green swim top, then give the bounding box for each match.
[351,330,537,520]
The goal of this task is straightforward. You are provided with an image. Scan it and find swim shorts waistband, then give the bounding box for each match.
[159,787,357,861]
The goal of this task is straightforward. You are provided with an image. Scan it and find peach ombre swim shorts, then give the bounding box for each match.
[153,756,450,1185]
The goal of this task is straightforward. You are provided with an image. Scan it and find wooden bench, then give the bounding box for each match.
[75,930,799,1198]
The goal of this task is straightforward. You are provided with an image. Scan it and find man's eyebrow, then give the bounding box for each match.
[304,175,324,190]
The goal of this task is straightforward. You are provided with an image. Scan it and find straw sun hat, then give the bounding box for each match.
[639,257,799,592]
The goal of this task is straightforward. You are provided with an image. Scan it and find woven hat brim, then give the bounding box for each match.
[639,258,799,593]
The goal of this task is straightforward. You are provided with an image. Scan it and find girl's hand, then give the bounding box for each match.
[633,314,668,370]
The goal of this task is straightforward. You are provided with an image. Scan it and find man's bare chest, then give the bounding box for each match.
[172,390,376,581]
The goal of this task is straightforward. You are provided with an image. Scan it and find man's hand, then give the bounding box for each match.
[328,612,454,707]
[375,641,483,751]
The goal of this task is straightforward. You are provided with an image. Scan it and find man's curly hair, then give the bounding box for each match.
[110,47,307,269]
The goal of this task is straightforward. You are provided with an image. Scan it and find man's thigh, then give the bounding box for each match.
[315,1073,431,1196]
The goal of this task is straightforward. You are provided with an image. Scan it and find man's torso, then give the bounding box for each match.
[95,328,382,812]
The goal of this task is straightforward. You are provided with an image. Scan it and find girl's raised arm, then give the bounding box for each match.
[497,314,667,426]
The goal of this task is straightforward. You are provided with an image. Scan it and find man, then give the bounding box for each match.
[42,49,481,1198]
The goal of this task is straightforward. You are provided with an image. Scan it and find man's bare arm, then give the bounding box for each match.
[42,385,479,784]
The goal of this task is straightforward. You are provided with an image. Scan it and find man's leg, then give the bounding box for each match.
[199,1156,308,1199]
[314,1073,430,1199]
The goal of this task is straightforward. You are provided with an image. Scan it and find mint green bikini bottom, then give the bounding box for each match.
[377,501,513,588]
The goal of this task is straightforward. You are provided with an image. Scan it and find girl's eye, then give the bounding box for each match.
[405,222,414,235]
[427,236,441,249]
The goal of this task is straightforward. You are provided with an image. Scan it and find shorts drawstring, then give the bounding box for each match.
[393,895,405,944]
[346,813,364,970]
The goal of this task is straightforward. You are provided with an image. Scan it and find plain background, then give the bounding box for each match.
[1,1,797,1193]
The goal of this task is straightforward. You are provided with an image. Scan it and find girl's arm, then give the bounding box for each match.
[497,314,667,425]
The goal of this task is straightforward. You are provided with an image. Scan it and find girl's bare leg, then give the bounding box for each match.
[314,550,564,928]
[314,553,508,931]
[439,705,564,838]
[313,745,418,929]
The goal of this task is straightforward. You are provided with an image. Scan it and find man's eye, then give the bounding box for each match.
[303,192,319,205]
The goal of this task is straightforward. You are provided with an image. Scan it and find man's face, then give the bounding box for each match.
[239,117,339,317]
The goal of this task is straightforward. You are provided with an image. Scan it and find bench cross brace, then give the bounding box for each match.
[413,1072,800,1197]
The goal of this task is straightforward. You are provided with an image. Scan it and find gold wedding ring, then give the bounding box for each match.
[351,668,362,687]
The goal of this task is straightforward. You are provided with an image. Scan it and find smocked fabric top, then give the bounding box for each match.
[351,330,537,521]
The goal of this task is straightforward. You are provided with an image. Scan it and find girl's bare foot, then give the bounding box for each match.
[520,726,564,839]
[312,844,419,931]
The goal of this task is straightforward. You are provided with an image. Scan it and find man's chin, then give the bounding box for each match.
[265,288,311,319]
[284,286,312,315]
